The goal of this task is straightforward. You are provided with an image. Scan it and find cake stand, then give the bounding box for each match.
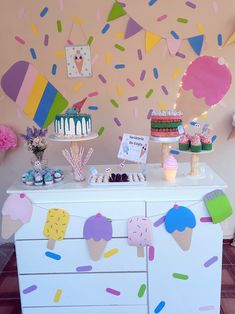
[180,149,214,177]
[150,136,180,167]
[49,133,98,181]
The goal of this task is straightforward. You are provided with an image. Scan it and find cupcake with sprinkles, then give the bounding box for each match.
[190,134,202,153]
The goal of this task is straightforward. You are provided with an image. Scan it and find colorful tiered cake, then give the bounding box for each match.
[151,110,183,137]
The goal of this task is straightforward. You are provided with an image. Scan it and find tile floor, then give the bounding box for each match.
[0,241,235,314]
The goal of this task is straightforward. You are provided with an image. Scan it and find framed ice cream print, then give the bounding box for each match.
[65,45,92,78]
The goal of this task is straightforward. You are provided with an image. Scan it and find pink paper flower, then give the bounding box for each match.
[0,125,17,151]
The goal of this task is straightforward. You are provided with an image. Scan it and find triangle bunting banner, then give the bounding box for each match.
[107,2,126,22]
[125,17,143,39]
[187,35,204,55]
[145,32,161,52]
[166,39,182,55]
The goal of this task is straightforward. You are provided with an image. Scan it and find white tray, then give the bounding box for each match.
[88,173,147,186]
[48,133,98,142]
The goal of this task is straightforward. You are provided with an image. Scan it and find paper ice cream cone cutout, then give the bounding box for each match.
[128,216,152,258]
[172,227,193,251]
[74,51,84,73]
[83,213,113,261]
[87,239,107,261]
[43,208,70,250]
[176,56,232,124]
[165,204,196,251]
[1,194,33,239]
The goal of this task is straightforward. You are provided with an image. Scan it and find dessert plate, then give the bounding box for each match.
[88,173,147,186]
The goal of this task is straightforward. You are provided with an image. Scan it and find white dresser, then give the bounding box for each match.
[8,163,225,314]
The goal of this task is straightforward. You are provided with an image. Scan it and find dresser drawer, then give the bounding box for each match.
[23,305,148,314]
[19,273,147,307]
[15,201,145,240]
[16,238,146,274]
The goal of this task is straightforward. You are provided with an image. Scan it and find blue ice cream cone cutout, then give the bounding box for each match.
[165,204,196,251]
[203,190,233,224]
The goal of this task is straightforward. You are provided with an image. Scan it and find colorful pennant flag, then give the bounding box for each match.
[145,32,161,52]
[107,2,126,22]
[166,39,182,55]
[125,17,143,39]
[187,35,204,55]
[223,31,235,47]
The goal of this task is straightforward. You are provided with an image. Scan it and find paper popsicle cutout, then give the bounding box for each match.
[203,190,233,223]
[176,56,232,124]
[127,216,152,257]
[43,208,70,250]
[1,194,33,239]
[83,213,113,261]
[1,61,68,128]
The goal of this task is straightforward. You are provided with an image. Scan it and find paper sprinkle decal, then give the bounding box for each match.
[76,265,93,272]
[137,49,142,60]
[176,52,186,58]
[177,17,188,23]
[98,74,107,83]
[200,217,213,223]
[172,273,189,280]
[110,99,119,108]
[127,78,135,87]
[114,117,121,126]
[147,109,153,119]
[23,285,37,294]
[146,89,153,98]
[148,245,155,261]
[88,106,98,111]
[87,36,94,46]
[102,23,110,34]
[204,256,218,267]
[40,7,48,18]
[199,305,215,311]
[154,301,166,313]
[186,1,196,8]
[161,85,168,95]
[98,127,105,136]
[30,48,37,59]
[217,34,222,46]
[15,36,25,45]
[157,14,168,22]
[117,85,123,96]
[153,216,165,227]
[115,64,125,69]
[149,0,158,5]
[140,70,146,81]
[104,248,119,258]
[171,31,180,39]
[51,64,57,76]
[32,24,40,35]
[128,96,138,101]
[57,20,62,32]
[138,284,147,297]
[44,34,49,46]
[115,44,125,51]
[106,288,121,296]
[53,289,62,303]
[45,251,61,260]
[153,68,158,79]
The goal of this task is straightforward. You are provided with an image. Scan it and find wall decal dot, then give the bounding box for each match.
[114,33,124,38]
[31,24,40,35]
[110,99,119,108]
[171,31,179,39]
[87,36,94,46]
[176,51,186,58]
[157,14,168,22]
[44,34,49,46]
[88,106,98,110]
[153,67,158,79]
[105,52,111,64]
[177,17,188,23]
[115,64,125,69]
[57,20,62,32]
[127,78,135,87]
[140,70,146,81]
[137,49,142,60]
[114,117,121,126]
[146,89,153,98]
[54,51,65,57]
[15,36,25,45]
[51,64,57,76]
[40,7,48,18]
[98,74,107,83]
[128,96,138,101]
[30,48,37,60]
[73,82,82,91]
[161,85,168,95]
[98,127,105,136]
[102,23,110,34]
[185,1,196,8]
[114,44,125,51]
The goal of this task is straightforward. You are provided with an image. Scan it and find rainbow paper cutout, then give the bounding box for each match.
[1,61,68,128]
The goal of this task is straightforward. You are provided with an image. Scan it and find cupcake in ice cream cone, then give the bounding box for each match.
[163,155,178,182]
[164,204,196,251]
[83,213,113,261]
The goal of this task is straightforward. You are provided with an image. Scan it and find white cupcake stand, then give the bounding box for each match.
[150,136,180,167]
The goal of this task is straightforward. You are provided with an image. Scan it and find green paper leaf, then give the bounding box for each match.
[107,2,126,22]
